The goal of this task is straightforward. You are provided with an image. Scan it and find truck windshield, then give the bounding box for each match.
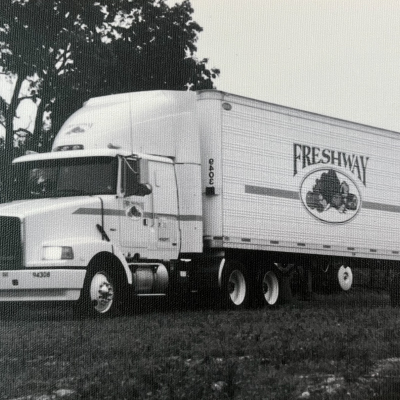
[11,156,118,200]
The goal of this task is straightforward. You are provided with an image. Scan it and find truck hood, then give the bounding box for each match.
[0,196,102,219]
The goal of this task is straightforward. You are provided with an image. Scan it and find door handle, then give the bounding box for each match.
[148,183,155,227]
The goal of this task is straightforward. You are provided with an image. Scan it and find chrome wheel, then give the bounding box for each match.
[262,270,279,306]
[337,265,353,291]
[227,269,247,306]
[89,271,115,314]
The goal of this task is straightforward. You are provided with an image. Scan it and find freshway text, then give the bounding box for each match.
[293,143,369,186]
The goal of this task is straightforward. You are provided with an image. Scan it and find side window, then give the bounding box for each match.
[123,158,151,197]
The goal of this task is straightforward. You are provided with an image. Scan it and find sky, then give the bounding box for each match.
[3,1,400,136]
[187,0,400,132]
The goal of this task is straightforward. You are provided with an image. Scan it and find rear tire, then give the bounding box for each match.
[221,262,251,309]
[313,263,353,293]
[260,269,280,306]
[336,265,353,291]
[253,267,282,307]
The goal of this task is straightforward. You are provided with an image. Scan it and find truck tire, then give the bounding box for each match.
[257,268,280,307]
[76,268,124,317]
[336,265,353,291]
[221,262,250,309]
[313,263,353,293]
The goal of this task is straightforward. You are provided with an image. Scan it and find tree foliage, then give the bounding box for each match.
[0,0,219,159]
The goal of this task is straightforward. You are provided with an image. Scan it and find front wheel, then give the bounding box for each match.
[89,271,115,314]
[77,268,122,317]
[221,262,251,309]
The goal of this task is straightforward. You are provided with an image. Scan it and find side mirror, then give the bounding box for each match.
[139,158,149,185]
[140,183,152,195]
[125,183,152,197]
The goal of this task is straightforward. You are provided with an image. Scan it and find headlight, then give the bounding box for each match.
[43,246,74,260]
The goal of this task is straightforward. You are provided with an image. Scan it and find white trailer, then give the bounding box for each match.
[1,90,399,314]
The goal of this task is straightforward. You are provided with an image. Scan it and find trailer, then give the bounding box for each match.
[1,90,400,315]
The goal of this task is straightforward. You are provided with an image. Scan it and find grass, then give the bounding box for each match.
[1,284,400,399]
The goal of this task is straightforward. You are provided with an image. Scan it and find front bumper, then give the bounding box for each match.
[0,269,86,301]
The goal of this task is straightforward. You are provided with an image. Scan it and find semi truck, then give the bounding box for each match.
[0,89,399,315]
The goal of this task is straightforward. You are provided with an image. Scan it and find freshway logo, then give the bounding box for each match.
[300,168,361,224]
[293,143,369,186]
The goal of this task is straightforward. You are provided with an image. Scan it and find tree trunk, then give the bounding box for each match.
[2,75,24,202]
[31,95,46,152]
[32,76,53,153]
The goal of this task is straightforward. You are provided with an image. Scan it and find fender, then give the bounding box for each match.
[218,258,226,288]
[110,243,133,285]
[38,237,133,285]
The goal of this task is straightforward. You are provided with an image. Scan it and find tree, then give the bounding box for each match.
[0,0,115,152]
[0,0,219,200]
[98,0,219,92]
[0,0,113,199]
[0,0,218,150]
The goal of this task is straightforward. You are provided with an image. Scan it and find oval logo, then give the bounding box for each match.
[300,168,361,224]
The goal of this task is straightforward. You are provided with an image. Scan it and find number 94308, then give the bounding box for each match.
[33,272,50,278]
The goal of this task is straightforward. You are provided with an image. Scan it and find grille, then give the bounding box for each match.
[0,217,22,270]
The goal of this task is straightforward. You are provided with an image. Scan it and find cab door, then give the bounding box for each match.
[147,160,180,259]
[118,157,153,256]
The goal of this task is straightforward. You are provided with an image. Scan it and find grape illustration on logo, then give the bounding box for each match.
[306,169,358,213]
[300,169,361,223]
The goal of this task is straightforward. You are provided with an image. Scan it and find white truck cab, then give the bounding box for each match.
[0,91,203,315]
